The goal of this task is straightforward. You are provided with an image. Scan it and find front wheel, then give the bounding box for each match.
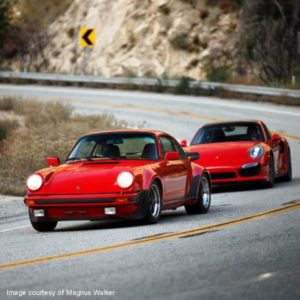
[185,174,211,215]
[143,182,162,224]
[29,209,57,232]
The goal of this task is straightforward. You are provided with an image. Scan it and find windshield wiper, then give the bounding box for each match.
[66,156,120,163]
[103,156,120,160]
[85,156,103,161]
[85,156,120,161]
[66,157,87,162]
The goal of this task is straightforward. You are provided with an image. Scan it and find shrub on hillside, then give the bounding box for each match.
[206,66,232,82]
[174,76,191,94]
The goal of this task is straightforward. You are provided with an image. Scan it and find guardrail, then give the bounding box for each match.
[0,71,300,98]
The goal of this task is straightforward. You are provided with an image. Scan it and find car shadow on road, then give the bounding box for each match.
[212,177,297,194]
[55,219,142,232]
[54,209,195,232]
[54,208,228,232]
[212,183,264,194]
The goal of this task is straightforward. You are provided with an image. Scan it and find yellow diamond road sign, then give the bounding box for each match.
[80,28,95,46]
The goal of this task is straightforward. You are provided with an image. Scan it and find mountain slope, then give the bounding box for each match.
[29,0,240,80]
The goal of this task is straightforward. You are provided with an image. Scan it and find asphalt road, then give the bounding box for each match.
[0,84,300,300]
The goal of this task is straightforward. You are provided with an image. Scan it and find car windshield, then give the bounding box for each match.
[191,123,264,145]
[66,132,159,162]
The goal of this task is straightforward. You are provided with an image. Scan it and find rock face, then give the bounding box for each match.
[33,0,239,80]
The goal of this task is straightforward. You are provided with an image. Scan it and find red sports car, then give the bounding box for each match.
[181,121,292,187]
[25,130,211,231]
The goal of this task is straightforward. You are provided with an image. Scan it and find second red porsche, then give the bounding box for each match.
[181,120,292,187]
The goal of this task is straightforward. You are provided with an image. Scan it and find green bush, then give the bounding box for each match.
[294,72,300,89]
[169,33,189,50]
[175,76,190,94]
[206,66,232,82]
[155,78,165,93]
[123,68,137,78]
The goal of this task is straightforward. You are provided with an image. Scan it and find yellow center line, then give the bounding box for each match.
[272,131,300,142]
[35,97,222,122]
[1,201,299,271]
[36,97,300,142]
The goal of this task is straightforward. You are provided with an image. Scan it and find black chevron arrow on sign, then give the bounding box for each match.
[82,29,93,45]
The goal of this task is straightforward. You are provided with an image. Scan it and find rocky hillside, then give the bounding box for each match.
[19,0,240,81]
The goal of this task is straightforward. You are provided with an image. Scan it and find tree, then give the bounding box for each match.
[238,0,300,84]
[1,0,72,71]
[0,0,13,62]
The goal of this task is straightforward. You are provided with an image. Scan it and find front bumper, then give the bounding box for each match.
[25,191,148,222]
[209,162,267,184]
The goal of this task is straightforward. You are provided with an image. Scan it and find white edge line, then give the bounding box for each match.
[0,225,30,233]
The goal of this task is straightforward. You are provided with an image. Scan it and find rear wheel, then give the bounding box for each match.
[265,155,275,188]
[282,148,292,182]
[185,174,211,214]
[143,182,162,224]
[29,209,57,232]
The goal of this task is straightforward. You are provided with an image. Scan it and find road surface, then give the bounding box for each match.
[0,84,299,300]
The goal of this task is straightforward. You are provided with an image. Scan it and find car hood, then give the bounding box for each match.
[186,141,263,168]
[34,160,152,195]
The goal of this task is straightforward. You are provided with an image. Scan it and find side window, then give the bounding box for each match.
[173,139,187,159]
[261,122,271,141]
[159,136,186,159]
[160,136,176,159]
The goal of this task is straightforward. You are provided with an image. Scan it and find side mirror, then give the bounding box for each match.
[186,151,200,161]
[47,157,60,167]
[271,133,281,142]
[180,140,187,147]
[165,152,180,161]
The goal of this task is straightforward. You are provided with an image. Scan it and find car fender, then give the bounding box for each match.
[137,168,163,193]
[187,162,211,200]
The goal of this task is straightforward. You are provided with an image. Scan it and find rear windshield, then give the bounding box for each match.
[191,123,264,145]
[67,133,159,162]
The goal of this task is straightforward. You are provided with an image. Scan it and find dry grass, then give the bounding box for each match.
[215,89,300,106]
[227,76,260,86]
[0,97,128,195]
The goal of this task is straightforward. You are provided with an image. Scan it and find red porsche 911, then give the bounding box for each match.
[181,120,292,187]
[25,130,211,231]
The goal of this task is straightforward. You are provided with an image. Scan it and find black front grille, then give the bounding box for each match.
[211,172,237,180]
[239,164,261,177]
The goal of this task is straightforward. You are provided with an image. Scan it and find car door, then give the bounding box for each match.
[159,135,189,203]
[262,122,280,174]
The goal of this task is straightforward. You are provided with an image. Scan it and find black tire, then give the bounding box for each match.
[282,147,292,182]
[29,209,57,232]
[185,174,211,215]
[143,181,162,224]
[265,154,275,188]
[30,221,57,232]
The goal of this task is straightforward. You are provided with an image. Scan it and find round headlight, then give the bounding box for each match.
[117,172,133,189]
[27,174,43,191]
[249,145,264,159]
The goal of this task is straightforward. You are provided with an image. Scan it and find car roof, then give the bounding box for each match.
[81,129,169,138]
[202,120,260,127]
